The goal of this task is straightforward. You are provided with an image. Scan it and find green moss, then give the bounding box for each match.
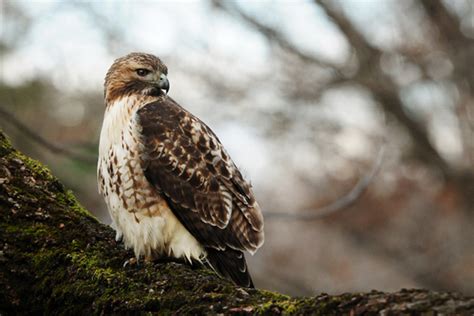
[67,251,125,285]
[278,300,299,314]
[0,130,96,221]
[2,128,473,315]
[0,130,13,156]
[259,289,290,300]
[55,188,97,220]
[19,153,56,182]
[31,248,62,269]
[4,223,51,239]
[256,299,299,315]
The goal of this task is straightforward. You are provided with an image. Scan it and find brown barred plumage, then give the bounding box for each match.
[98,52,264,288]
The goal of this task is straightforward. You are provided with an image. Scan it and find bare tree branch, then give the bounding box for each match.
[0,106,96,165]
[214,0,454,179]
[211,0,344,72]
[314,0,453,179]
[265,145,385,220]
[420,0,467,45]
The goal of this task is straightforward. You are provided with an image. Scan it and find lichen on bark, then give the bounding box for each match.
[1,129,473,315]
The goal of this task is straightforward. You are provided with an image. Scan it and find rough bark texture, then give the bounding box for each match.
[0,129,473,315]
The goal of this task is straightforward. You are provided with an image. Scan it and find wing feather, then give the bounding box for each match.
[137,98,264,255]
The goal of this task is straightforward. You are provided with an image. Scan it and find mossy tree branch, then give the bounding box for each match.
[0,129,473,315]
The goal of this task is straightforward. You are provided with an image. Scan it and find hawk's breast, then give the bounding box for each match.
[97,96,204,261]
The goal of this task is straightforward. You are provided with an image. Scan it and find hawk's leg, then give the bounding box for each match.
[150,256,204,270]
[123,255,184,268]
[123,257,138,268]
[122,256,157,267]
[151,256,187,265]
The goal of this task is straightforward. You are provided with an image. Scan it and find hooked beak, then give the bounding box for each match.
[159,73,170,94]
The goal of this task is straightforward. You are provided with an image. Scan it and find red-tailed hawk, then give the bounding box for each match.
[97,52,264,287]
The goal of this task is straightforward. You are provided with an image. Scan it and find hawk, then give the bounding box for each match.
[97,52,264,288]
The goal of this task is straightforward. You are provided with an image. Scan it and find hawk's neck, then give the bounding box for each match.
[99,95,157,157]
[105,94,160,113]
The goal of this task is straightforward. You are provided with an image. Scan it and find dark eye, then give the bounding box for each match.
[136,69,150,77]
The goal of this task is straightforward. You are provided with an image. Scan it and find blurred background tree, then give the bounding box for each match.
[0,0,473,296]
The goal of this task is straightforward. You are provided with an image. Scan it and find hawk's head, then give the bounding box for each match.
[104,52,169,105]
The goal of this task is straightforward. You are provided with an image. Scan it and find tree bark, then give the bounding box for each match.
[0,130,473,315]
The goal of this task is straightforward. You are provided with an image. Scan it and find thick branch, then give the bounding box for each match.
[0,129,473,315]
[420,0,466,46]
[265,146,385,220]
[315,0,453,178]
[216,0,454,179]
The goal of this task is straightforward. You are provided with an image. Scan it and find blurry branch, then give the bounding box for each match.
[458,98,474,166]
[0,1,31,54]
[425,0,474,66]
[65,2,131,54]
[214,0,454,179]
[211,0,343,72]
[313,1,377,66]
[264,145,385,220]
[418,0,474,94]
[420,0,466,46]
[420,0,474,170]
[314,0,454,179]
[0,106,96,165]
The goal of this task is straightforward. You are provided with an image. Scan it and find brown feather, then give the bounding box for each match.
[137,98,264,286]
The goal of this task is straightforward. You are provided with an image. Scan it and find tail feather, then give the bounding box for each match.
[205,248,254,288]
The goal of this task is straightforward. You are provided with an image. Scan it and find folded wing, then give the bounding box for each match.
[137,98,264,287]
